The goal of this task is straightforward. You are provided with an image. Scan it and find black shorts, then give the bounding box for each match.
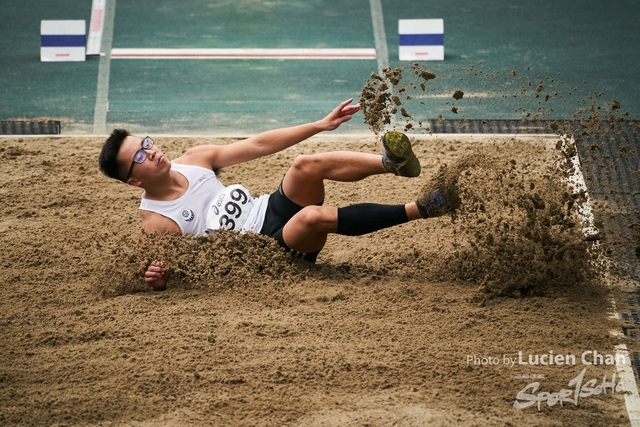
[259,183,322,263]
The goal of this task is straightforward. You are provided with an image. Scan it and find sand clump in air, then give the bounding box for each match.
[359,62,635,140]
[359,68,404,134]
[360,65,440,134]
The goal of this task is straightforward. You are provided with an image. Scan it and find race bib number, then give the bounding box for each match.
[206,184,254,233]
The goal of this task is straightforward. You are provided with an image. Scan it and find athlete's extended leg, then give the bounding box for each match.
[281,131,422,208]
[281,197,444,254]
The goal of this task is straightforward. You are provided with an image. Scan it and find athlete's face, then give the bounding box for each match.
[118,135,169,183]
[125,136,154,181]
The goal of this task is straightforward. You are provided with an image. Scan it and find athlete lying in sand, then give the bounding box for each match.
[99,99,453,291]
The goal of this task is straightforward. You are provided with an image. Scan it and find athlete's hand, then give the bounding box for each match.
[320,98,360,131]
[145,260,168,291]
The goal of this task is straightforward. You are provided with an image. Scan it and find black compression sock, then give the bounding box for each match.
[336,204,409,236]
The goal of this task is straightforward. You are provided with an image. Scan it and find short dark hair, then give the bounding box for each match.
[99,129,130,182]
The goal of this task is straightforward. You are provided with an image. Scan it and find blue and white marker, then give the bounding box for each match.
[41,20,86,62]
[399,19,444,61]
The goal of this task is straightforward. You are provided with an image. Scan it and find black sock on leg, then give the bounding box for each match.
[336,204,408,236]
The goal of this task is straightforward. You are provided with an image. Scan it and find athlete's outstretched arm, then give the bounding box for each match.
[180,99,360,170]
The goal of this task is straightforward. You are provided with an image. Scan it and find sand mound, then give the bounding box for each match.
[413,140,596,297]
[95,230,306,297]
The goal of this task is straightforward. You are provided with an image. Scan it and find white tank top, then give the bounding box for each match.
[139,163,269,236]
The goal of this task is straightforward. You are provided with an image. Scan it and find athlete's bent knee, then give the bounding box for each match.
[297,206,334,231]
[290,154,325,176]
[291,154,312,172]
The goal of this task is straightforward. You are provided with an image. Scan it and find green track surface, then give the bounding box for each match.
[2,0,638,134]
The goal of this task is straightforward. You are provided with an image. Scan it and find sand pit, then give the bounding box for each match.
[0,132,633,426]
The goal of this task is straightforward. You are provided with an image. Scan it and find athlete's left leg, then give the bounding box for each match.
[280,201,425,255]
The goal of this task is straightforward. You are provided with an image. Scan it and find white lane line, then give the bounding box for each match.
[93,0,116,135]
[615,344,640,425]
[610,295,640,426]
[562,135,598,238]
[110,48,376,60]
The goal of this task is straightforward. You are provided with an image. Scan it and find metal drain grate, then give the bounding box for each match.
[575,120,640,281]
[0,121,61,135]
[424,119,558,134]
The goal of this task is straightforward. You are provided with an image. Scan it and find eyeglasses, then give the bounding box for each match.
[125,136,154,181]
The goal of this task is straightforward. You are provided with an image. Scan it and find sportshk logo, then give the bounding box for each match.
[181,209,195,222]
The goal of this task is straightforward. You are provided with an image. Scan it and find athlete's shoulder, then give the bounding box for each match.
[172,145,221,170]
[140,210,181,235]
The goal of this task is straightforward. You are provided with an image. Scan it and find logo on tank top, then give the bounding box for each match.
[181,209,195,222]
